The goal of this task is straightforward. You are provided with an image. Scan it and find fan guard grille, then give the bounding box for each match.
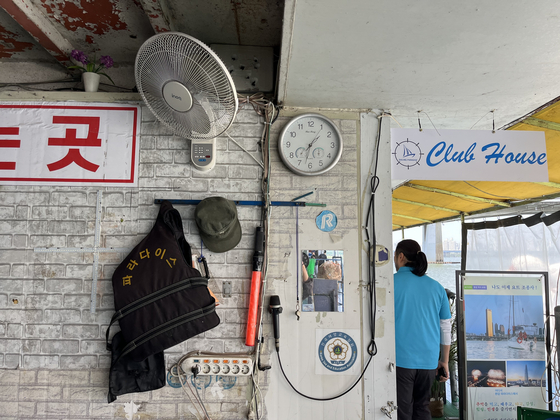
[135,32,238,140]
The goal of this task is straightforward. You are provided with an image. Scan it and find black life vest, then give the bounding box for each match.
[106,200,220,362]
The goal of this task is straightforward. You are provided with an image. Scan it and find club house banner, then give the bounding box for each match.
[391,128,548,182]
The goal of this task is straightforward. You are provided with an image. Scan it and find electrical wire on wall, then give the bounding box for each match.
[363,113,387,358]
[168,353,213,420]
[0,78,136,92]
[200,91,278,420]
[169,350,260,420]
[243,94,278,420]
[274,113,385,401]
[165,92,277,420]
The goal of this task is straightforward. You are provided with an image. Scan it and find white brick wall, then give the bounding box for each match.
[0,101,367,419]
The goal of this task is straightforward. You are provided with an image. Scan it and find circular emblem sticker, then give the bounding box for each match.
[316,210,337,232]
[166,366,182,388]
[191,375,212,389]
[217,375,237,390]
[318,331,358,372]
[392,139,424,169]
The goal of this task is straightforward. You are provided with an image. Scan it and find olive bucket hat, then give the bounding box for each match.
[195,197,242,253]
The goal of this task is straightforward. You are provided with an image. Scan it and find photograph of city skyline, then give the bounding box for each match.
[465,295,544,337]
[464,294,546,360]
[506,361,546,387]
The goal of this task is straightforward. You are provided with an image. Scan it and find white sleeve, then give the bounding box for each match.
[440,318,451,345]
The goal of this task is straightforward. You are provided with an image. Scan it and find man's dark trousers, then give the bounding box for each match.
[396,366,437,420]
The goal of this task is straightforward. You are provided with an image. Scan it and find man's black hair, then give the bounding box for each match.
[395,239,428,276]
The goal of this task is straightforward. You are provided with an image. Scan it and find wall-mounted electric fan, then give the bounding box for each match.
[135,32,238,171]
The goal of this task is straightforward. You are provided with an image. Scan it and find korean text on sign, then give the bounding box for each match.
[0,103,140,186]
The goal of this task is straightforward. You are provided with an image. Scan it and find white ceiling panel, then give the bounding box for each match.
[279,0,560,129]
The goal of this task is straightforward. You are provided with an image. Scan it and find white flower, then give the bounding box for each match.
[327,339,348,360]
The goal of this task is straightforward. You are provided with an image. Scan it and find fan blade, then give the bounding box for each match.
[185,99,212,136]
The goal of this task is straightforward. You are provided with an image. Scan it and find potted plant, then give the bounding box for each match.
[429,375,446,418]
[68,50,114,92]
[430,289,458,417]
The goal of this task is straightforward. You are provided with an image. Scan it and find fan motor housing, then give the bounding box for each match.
[162,81,193,112]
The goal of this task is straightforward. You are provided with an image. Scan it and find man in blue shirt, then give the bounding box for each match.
[394,239,452,420]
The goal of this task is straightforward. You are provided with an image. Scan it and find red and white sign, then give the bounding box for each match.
[0,103,140,186]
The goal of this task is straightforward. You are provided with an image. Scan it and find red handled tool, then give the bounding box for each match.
[245,226,265,346]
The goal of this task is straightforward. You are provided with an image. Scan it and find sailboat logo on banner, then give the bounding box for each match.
[393,138,423,169]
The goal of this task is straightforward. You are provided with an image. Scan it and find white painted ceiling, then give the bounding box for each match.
[278,0,560,130]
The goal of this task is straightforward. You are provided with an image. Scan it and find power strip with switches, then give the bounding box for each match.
[182,354,253,377]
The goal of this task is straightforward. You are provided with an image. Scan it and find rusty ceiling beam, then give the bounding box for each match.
[1,0,73,64]
[138,0,171,33]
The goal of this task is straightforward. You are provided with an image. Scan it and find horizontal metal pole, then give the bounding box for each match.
[393,197,461,214]
[524,117,560,132]
[154,199,326,207]
[34,247,130,253]
[404,183,511,207]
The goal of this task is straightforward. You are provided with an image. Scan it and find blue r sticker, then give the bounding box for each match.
[316,210,337,232]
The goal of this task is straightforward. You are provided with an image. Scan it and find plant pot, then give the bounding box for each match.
[429,398,444,418]
[82,72,101,92]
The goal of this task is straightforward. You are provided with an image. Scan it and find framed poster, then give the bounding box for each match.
[456,271,552,420]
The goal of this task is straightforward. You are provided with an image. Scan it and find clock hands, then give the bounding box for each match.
[308,128,322,149]
[305,128,322,161]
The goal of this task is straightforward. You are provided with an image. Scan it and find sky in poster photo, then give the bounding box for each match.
[507,360,547,381]
[465,295,544,335]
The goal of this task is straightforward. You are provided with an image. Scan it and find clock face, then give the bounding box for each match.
[278,113,343,176]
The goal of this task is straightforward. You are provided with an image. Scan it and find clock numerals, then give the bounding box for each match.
[286,141,291,148]
[290,131,296,138]
[327,132,332,138]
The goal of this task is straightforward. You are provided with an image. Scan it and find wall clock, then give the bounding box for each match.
[278,113,343,176]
